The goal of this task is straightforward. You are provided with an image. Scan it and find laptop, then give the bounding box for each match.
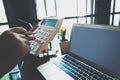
[37,24,120,80]
[29,17,64,55]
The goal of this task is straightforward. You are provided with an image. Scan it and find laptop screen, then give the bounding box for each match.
[41,19,58,27]
[70,24,120,75]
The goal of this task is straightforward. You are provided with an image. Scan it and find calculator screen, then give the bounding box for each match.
[41,19,58,27]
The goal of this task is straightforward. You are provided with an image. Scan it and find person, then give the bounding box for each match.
[0,27,35,78]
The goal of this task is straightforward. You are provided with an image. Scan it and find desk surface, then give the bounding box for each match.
[20,54,48,80]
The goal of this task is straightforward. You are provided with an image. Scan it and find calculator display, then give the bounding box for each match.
[41,19,58,27]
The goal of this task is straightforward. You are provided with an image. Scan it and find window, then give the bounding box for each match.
[110,0,120,26]
[78,0,95,24]
[36,0,57,19]
[0,0,7,23]
[36,0,95,23]
[36,0,95,40]
[36,0,46,19]
[0,0,9,34]
[46,0,56,16]
[115,0,120,12]
[56,0,77,17]
[78,0,86,16]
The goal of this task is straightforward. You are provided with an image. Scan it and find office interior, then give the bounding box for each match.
[0,0,120,80]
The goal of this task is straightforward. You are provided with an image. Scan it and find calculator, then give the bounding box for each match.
[29,17,64,55]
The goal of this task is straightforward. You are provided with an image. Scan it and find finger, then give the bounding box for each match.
[23,32,35,36]
[21,35,35,41]
[26,36,35,41]
[24,40,30,45]
[9,27,27,33]
[29,24,39,32]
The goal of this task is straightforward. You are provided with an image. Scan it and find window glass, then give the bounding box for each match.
[110,0,120,12]
[56,0,77,17]
[110,0,120,26]
[36,0,46,19]
[110,14,120,26]
[115,0,120,12]
[78,0,86,16]
[78,18,86,23]
[110,0,114,13]
[87,0,91,15]
[0,0,7,22]
[78,0,95,16]
[78,17,95,24]
[109,15,113,25]
[113,14,120,26]
[91,17,95,24]
[87,0,95,15]
[46,0,56,16]
[92,0,95,15]
[87,17,92,24]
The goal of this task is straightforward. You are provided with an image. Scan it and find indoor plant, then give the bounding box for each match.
[59,26,70,54]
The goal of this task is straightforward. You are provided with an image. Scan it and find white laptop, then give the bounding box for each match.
[30,17,64,55]
[37,24,120,80]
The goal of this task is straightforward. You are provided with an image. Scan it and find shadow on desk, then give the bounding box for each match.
[20,54,49,80]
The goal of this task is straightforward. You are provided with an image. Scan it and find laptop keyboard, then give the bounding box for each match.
[53,55,113,80]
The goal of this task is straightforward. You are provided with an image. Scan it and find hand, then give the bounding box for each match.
[0,27,35,77]
[1,27,35,55]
